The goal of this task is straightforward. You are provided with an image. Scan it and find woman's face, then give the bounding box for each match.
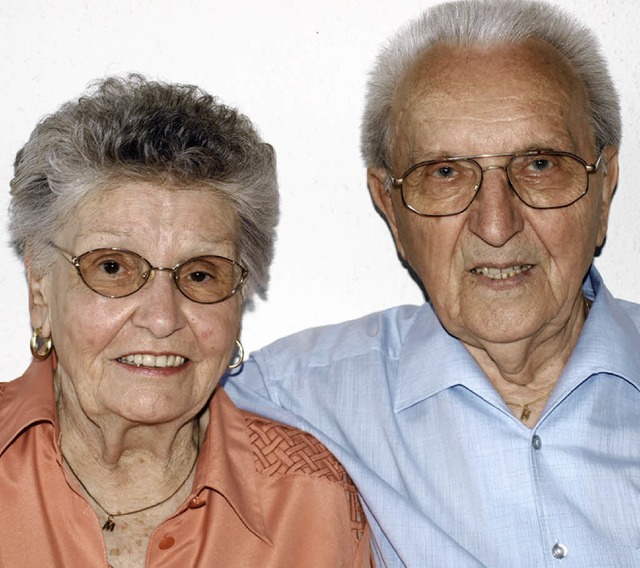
[29,181,243,427]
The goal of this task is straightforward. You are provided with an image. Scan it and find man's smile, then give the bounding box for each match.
[470,264,534,279]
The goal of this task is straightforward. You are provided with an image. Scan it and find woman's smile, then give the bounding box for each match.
[117,353,187,368]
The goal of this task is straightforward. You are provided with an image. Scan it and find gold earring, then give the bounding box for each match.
[227,339,244,370]
[30,327,52,360]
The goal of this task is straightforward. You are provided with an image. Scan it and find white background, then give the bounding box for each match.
[0,0,638,379]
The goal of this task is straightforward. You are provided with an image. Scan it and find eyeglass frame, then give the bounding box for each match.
[387,149,603,217]
[50,243,248,304]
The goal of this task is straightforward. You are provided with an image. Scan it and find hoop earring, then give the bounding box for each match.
[30,327,52,360]
[227,339,244,370]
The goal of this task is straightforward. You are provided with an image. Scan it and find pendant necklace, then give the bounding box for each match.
[505,389,552,421]
[504,297,592,421]
[63,449,198,532]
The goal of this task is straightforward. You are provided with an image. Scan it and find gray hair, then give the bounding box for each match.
[9,74,279,302]
[361,0,622,169]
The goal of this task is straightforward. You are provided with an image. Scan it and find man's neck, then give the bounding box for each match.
[460,297,588,425]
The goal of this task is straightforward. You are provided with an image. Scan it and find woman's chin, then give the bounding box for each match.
[98,391,204,427]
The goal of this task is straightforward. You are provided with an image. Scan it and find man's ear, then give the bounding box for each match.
[368,167,406,258]
[596,146,619,248]
[26,259,51,337]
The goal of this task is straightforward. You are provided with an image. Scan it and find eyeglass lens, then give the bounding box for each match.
[402,152,589,216]
[75,249,245,303]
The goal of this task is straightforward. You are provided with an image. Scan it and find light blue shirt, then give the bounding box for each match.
[223,268,640,567]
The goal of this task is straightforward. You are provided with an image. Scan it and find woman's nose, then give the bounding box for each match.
[131,269,187,338]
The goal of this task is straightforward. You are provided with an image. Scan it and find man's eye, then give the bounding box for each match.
[434,166,456,178]
[527,158,553,173]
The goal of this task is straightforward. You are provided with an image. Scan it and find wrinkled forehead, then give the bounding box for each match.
[389,39,593,160]
[56,180,239,249]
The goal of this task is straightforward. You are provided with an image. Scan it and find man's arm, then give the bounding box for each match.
[223,355,314,432]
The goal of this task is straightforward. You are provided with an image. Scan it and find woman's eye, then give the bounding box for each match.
[187,270,214,283]
[101,260,121,274]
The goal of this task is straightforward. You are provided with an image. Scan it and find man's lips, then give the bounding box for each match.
[117,354,187,368]
[470,264,534,280]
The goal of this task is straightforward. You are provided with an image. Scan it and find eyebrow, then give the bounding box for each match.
[407,143,579,163]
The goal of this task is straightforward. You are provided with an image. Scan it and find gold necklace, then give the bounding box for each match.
[504,297,592,422]
[63,450,199,532]
[504,389,552,421]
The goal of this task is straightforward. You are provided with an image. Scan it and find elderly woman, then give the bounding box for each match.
[0,75,372,567]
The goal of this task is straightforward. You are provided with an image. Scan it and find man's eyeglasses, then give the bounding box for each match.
[51,244,248,304]
[388,150,603,217]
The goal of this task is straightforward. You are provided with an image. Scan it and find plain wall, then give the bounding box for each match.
[1,0,638,379]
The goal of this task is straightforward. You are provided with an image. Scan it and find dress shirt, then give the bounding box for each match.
[224,267,640,567]
[0,358,372,567]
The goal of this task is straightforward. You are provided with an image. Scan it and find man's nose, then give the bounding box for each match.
[466,166,524,247]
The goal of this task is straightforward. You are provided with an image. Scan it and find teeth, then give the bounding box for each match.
[471,264,533,280]
[118,354,186,368]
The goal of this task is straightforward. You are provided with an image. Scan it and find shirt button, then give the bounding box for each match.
[551,542,568,559]
[532,435,542,450]
[159,535,175,550]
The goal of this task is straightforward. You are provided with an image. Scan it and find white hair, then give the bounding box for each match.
[361,0,621,169]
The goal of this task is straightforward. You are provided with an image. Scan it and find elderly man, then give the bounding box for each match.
[224,0,638,566]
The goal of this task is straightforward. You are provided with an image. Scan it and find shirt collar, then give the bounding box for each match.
[192,387,272,544]
[0,359,58,457]
[555,266,640,392]
[392,266,640,412]
[393,304,487,412]
[0,359,272,544]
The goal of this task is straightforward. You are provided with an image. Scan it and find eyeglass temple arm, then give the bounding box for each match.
[379,159,403,190]
[49,242,78,265]
[586,153,604,173]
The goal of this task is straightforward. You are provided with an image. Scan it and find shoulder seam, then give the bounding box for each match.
[244,413,345,482]
[243,413,367,542]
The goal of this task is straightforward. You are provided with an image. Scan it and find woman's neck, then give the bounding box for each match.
[57,392,205,511]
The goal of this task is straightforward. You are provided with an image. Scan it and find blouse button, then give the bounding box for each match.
[158,535,175,550]
[532,435,542,450]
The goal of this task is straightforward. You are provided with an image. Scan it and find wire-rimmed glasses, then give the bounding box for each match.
[51,244,248,304]
[388,150,603,217]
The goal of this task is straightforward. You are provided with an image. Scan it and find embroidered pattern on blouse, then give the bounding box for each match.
[244,414,367,542]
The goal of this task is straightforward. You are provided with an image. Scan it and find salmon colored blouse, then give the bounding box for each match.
[0,359,373,567]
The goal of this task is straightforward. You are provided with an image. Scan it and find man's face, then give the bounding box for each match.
[370,40,618,351]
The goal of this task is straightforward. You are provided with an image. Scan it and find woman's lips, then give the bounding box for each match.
[117,354,187,368]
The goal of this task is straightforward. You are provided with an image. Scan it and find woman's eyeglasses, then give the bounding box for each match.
[51,244,247,304]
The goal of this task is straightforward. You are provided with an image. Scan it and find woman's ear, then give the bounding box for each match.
[26,259,51,337]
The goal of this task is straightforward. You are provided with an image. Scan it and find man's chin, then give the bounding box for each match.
[440,302,551,349]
